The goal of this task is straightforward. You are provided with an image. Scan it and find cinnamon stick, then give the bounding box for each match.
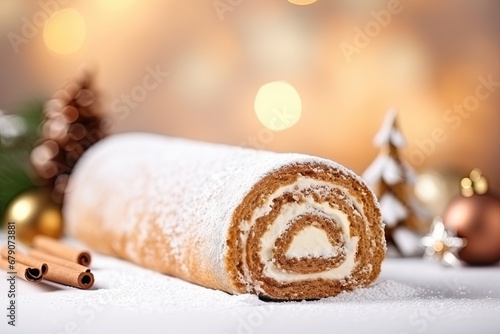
[28,249,94,289]
[0,257,44,283]
[42,262,94,290]
[1,248,94,289]
[29,249,90,273]
[1,248,48,279]
[33,236,91,267]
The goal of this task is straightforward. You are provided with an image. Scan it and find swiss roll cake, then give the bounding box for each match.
[64,133,386,300]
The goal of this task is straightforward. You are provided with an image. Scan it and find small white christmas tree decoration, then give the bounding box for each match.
[363,108,427,256]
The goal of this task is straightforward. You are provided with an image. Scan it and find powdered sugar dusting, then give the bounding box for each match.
[17,252,419,313]
[326,280,421,302]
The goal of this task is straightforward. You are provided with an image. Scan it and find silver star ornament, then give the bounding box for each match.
[421,216,467,267]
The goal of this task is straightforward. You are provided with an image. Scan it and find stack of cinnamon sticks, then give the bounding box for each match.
[0,236,94,289]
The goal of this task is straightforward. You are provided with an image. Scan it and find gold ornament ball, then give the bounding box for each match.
[3,189,63,245]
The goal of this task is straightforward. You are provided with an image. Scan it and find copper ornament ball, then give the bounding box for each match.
[443,193,500,265]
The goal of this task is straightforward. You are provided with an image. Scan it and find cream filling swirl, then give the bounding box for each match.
[240,177,363,285]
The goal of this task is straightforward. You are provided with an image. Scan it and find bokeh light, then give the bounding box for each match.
[288,0,318,5]
[254,81,302,131]
[43,8,86,55]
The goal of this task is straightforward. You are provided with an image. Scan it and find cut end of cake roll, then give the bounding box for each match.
[226,161,386,300]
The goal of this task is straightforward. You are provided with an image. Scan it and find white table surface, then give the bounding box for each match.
[1,235,499,334]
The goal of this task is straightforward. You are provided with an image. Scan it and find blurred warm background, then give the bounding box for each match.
[1,0,499,190]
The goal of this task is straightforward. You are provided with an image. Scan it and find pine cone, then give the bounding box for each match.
[31,66,107,203]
